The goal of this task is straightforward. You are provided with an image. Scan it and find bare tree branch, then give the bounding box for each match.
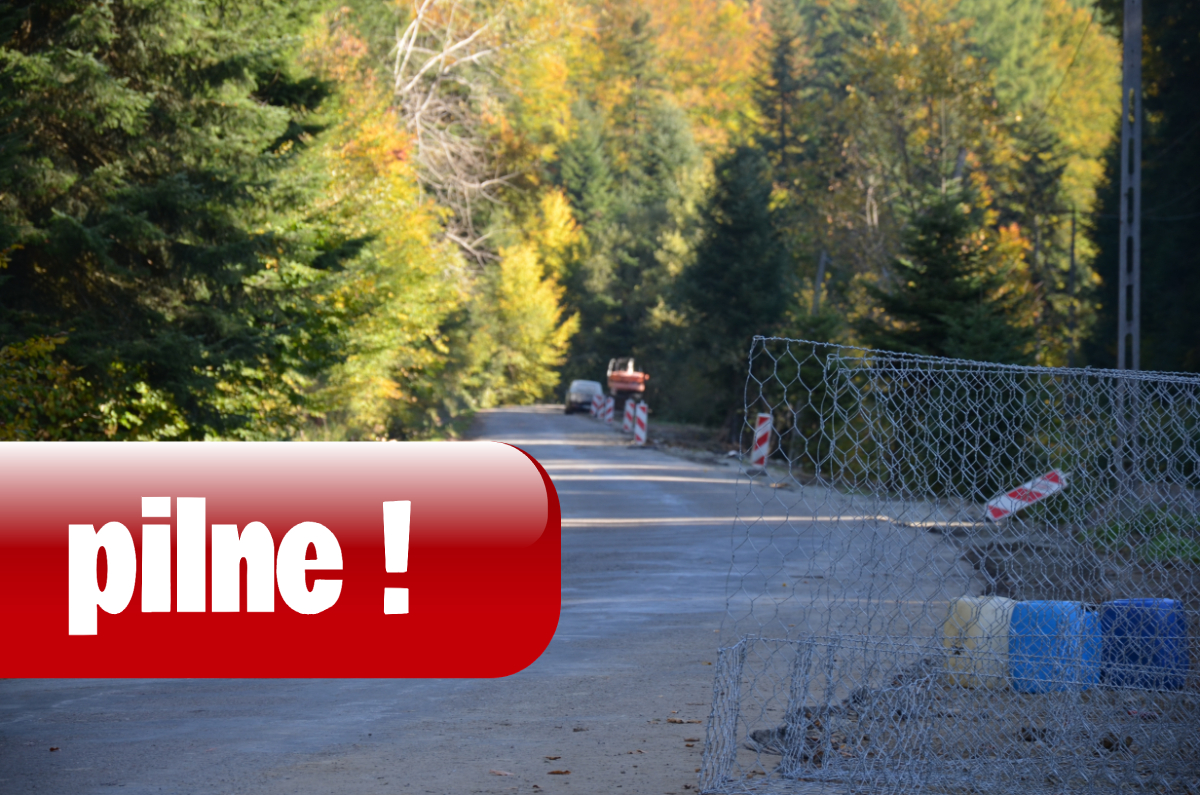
[390,0,518,261]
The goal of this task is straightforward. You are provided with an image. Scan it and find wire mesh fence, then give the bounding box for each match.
[702,338,1200,795]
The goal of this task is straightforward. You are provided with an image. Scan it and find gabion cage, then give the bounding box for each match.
[701,338,1200,795]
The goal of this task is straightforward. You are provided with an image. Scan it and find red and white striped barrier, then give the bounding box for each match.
[604,395,614,424]
[622,399,635,433]
[750,413,772,468]
[633,402,648,446]
[591,394,603,417]
[985,469,1067,520]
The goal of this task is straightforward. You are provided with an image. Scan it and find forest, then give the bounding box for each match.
[1,0,1195,440]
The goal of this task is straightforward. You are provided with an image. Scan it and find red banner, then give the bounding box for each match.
[0,442,560,678]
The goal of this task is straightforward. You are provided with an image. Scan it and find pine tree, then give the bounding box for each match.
[0,0,334,438]
[614,7,664,137]
[755,0,894,332]
[556,25,703,393]
[755,0,805,175]
[999,122,1077,362]
[681,146,788,422]
[559,102,615,234]
[862,189,1036,363]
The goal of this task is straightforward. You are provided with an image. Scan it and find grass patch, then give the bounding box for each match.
[1081,507,1200,563]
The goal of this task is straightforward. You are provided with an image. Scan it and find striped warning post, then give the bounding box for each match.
[622,399,635,433]
[603,395,614,424]
[633,402,648,446]
[984,469,1067,520]
[591,394,602,417]
[750,413,772,468]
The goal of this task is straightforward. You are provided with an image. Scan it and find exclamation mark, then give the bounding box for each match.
[383,501,410,615]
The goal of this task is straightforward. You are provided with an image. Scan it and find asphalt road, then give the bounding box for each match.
[0,406,746,795]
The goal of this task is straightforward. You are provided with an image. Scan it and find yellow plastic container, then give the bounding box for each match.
[942,596,1015,688]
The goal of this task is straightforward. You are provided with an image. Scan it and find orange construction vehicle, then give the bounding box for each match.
[606,358,649,406]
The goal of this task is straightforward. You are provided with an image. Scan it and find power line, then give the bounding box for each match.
[1143,118,1200,165]
[1141,183,1200,214]
[1145,211,1200,221]
[1041,8,1097,117]
[1023,5,1097,137]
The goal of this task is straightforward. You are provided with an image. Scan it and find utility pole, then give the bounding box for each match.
[1117,0,1142,370]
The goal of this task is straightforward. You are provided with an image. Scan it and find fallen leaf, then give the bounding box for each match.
[548,770,571,775]
[49,747,60,752]
[684,738,701,743]
[702,661,712,665]
[489,770,513,776]
[544,756,560,760]
[667,718,685,724]
[685,743,694,748]
[572,727,588,732]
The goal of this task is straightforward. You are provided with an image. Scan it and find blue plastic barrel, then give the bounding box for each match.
[1080,611,1101,688]
[1009,601,1101,693]
[1101,599,1188,690]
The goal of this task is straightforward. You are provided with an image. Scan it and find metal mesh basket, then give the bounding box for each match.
[702,338,1200,795]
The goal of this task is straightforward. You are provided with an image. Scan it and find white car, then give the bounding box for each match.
[564,380,604,414]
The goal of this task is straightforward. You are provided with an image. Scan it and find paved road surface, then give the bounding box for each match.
[0,406,745,795]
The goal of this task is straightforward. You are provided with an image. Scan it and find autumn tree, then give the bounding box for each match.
[956,0,1119,364]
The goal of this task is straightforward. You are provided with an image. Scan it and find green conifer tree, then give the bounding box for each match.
[681,146,788,424]
[862,189,1036,363]
[0,0,334,438]
[559,102,615,234]
[556,23,702,392]
[755,0,805,175]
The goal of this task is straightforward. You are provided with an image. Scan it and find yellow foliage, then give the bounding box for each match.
[298,7,468,437]
[0,336,92,440]
[527,188,584,278]
[0,336,188,440]
[646,0,766,148]
[469,239,581,406]
[569,0,764,151]
[846,0,1003,199]
[1034,0,1120,211]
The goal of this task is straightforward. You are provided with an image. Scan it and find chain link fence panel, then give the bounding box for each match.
[701,338,1200,795]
